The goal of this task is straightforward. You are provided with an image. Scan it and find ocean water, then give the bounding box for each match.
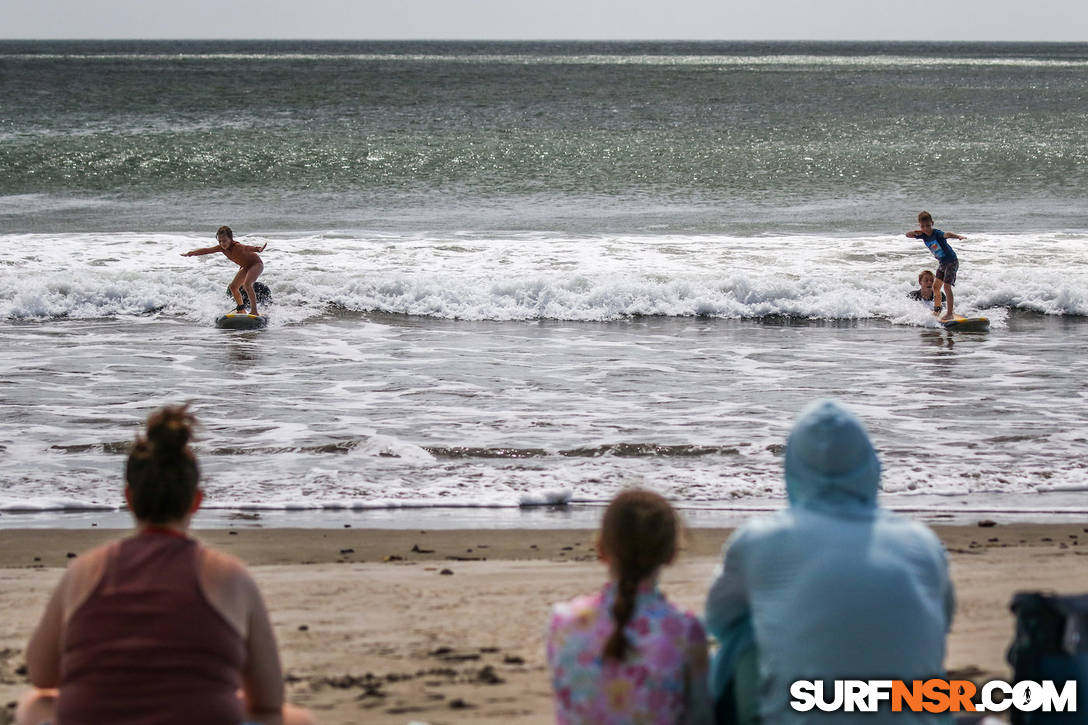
[2,41,1087,526]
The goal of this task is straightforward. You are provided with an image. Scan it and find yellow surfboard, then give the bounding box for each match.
[939,315,989,332]
[214,312,268,330]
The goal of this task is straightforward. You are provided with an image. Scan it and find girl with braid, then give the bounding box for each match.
[546,489,712,724]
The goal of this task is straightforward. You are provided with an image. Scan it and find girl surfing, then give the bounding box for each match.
[183,226,267,316]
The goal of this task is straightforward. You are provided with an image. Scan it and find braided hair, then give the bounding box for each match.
[599,489,680,661]
[124,405,199,524]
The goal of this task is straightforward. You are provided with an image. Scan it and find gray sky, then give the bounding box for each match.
[3,0,1087,41]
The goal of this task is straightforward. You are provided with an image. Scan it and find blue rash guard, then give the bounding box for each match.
[919,229,957,263]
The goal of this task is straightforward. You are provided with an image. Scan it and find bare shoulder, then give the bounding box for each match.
[197,545,261,637]
[59,541,114,618]
[200,546,259,593]
[70,540,114,567]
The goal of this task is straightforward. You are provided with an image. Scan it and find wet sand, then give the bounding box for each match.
[1,523,1085,724]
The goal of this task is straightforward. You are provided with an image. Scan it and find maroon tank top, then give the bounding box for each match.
[56,529,247,725]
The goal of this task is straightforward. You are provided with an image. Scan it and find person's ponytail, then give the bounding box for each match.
[604,569,641,660]
[599,489,679,662]
[125,405,199,524]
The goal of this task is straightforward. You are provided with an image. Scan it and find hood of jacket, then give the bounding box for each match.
[784,399,881,513]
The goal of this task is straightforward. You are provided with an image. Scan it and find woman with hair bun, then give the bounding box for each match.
[546,489,711,724]
[16,405,315,725]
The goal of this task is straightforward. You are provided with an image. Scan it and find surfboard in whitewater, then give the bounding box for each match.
[216,281,272,329]
[939,314,989,332]
[215,311,268,330]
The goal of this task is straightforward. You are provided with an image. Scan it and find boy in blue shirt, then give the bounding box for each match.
[906,211,966,322]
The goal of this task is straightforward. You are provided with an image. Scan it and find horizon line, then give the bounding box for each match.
[2,37,1087,44]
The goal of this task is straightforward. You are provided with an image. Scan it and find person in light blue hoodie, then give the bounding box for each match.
[705,400,955,724]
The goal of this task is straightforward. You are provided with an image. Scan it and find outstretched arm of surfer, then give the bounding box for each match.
[245,242,268,253]
[944,232,966,240]
[182,246,220,257]
[905,230,922,238]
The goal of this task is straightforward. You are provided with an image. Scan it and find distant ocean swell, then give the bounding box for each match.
[3,42,1088,526]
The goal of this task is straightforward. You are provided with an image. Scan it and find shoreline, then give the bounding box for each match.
[3,498,1088,531]
[2,522,1086,724]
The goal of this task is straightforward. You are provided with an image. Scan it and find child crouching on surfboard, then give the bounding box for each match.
[905,211,965,322]
[182,226,267,316]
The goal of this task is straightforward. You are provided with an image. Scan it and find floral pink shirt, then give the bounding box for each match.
[547,582,712,725]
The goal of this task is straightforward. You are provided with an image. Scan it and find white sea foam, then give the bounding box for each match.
[2,231,1085,323]
[348,434,436,464]
[4,230,1087,520]
[519,489,575,507]
[0,498,115,513]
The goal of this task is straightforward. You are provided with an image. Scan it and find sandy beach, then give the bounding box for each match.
[0,522,1085,724]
